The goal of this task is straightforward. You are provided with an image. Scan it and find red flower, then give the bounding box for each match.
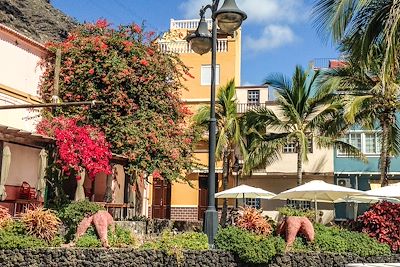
[96,19,109,29]
[88,69,95,75]
[147,49,154,56]
[140,59,149,67]
[132,24,142,34]
[152,170,161,179]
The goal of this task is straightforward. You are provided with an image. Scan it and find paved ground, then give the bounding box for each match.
[347,264,400,267]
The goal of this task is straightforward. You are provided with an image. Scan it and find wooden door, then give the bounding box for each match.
[152,178,171,219]
[198,173,218,221]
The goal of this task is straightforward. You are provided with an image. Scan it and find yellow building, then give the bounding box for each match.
[147,18,242,221]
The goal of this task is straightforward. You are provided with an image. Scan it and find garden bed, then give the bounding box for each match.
[0,248,400,267]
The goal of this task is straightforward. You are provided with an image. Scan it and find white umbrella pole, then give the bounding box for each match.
[242,193,245,206]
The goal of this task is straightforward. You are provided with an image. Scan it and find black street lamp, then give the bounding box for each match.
[187,0,246,246]
[231,156,243,208]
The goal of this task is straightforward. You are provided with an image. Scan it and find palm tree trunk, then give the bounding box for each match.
[220,148,229,227]
[297,143,303,186]
[380,118,390,187]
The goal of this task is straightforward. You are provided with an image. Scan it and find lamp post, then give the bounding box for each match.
[187,0,246,246]
[231,156,243,208]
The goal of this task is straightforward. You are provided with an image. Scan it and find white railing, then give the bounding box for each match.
[170,19,213,30]
[159,39,228,54]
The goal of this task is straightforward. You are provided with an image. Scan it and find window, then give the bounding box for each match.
[247,90,260,104]
[283,143,296,153]
[201,65,220,86]
[286,199,311,209]
[283,137,313,153]
[245,198,261,209]
[338,131,381,155]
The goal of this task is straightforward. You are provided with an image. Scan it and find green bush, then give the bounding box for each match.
[141,231,208,262]
[312,224,391,256]
[57,200,104,241]
[0,228,46,249]
[109,225,137,248]
[277,207,316,221]
[215,226,285,264]
[76,225,136,248]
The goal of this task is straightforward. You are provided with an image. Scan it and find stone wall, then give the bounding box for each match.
[0,249,400,267]
[0,248,236,267]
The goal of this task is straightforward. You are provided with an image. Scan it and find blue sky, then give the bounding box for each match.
[52,0,338,86]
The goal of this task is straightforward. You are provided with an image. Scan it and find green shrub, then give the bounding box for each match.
[215,226,285,264]
[0,230,46,249]
[109,225,137,248]
[49,235,65,247]
[313,224,391,256]
[277,207,316,221]
[58,200,104,241]
[141,231,208,263]
[76,225,136,248]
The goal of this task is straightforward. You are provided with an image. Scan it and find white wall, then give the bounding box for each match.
[0,93,40,131]
[0,30,45,96]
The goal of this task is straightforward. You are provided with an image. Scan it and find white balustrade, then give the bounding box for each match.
[170,19,213,30]
[159,39,228,54]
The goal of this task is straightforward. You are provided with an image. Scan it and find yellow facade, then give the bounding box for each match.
[148,19,241,220]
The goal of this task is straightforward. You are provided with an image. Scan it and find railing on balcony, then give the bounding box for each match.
[310,58,347,69]
[170,18,213,30]
[237,103,267,113]
[159,39,228,54]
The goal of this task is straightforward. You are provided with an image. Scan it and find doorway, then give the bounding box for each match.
[152,178,171,219]
[198,173,218,221]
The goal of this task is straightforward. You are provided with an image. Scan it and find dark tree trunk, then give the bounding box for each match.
[220,148,230,227]
[297,142,303,186]
[380,116,391,187]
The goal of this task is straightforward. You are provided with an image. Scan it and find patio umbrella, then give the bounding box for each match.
[0,146,11,201]
[365,182,400,198]
[215,184,276,203]
[36,149,47,199]
[74,168,86,201]
[272,180,365,221]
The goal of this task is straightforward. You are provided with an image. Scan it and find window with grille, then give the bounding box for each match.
[247,90,260,105]
[201,65,220,86]
[286,199,311,209]
[338,131,380,155]
[283,137,313,153]
[245,198,261,209]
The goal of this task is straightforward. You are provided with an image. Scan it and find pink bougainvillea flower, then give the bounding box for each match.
[140,59,149,67]
[96,19,109,29]
[88,68,95,75]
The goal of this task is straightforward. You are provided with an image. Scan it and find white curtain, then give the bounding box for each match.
[36,149,48,199]
[74,168,86,201]
[0,146,11,201]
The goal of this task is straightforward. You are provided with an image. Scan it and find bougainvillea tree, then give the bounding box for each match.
[39,19,199,182]
[37,116,112,180]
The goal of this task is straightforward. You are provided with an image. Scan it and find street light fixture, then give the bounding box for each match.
[187,0,246,246]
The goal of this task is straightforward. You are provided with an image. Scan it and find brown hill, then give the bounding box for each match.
[0,0,77,43]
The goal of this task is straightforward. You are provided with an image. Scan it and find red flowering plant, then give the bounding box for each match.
[357,201,400,252]
[37,116,112,180]
[39,20,200,183]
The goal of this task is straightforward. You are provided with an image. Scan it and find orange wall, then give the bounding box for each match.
[180,37,239,100]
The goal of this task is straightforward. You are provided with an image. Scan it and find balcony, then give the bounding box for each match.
[170,18,213,30]
[237,103,268,113]
[159,39,228,54]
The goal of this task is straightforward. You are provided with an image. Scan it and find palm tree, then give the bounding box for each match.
[320,57,400,186]
[244,66,360,186]
[313,0,400,80]
[193,79,246,226]
[313,0,400,185]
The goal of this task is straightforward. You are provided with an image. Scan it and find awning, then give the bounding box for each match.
[0,124,54,148]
